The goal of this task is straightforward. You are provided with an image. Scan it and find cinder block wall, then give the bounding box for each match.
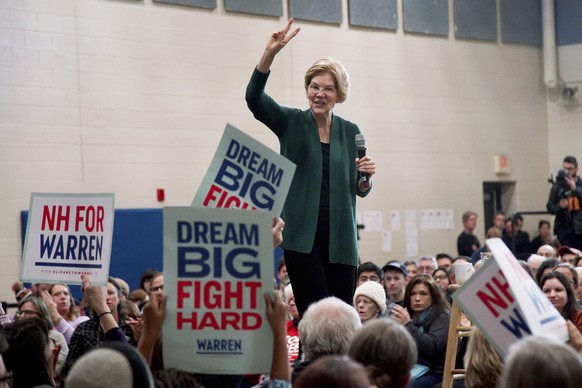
[2,0,577,301]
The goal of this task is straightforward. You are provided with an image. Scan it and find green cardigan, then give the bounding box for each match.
[245,68,371,267]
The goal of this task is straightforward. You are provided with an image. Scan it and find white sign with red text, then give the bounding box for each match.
[192,123,296,216]
[163,206,274,374]
[452,238,568,358]
[21,193,115,286]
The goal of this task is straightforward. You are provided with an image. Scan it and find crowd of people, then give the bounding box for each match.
[3,18,582,388]
[2,244,582,388]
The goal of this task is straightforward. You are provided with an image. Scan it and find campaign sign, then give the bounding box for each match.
[21,193,115,286]
[192,123,296,216]
[452,238,568,358]
[163,206,274,374]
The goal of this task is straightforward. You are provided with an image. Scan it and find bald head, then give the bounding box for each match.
[537,245,556,259]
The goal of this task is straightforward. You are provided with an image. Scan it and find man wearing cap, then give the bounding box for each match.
[381,261,407,315]
[558,246,582,266]
[547,155,582,250]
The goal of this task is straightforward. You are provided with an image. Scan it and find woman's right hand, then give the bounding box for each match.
[41,290,62,324]
[258,18,300,73]
[265,18,300,56]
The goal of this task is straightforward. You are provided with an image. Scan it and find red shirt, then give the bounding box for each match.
[287,320,300,369]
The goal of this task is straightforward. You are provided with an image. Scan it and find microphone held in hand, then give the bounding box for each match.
[355,134,370,189]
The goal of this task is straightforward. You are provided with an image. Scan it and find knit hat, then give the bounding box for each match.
[353,281,387,312]
[65,342,153,388]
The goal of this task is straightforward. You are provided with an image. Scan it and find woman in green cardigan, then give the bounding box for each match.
[246,19,376,317]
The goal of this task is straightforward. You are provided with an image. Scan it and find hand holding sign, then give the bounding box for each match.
[452,238,568,358]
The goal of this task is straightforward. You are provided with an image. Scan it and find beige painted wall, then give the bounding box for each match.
[1,0,574,301]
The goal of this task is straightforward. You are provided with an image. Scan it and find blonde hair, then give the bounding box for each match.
[48,283,80,321]
[464,328,503,388]
[304,58,350,103]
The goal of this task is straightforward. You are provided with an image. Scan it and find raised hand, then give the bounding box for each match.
[258,18,301,73]
[265,18,300,55]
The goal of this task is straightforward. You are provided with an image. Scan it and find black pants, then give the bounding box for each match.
[284,208,356,317]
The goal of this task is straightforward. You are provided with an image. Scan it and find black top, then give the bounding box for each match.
[319,142,330,209]
[457,231,480,256]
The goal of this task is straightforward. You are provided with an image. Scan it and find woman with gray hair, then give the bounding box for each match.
[246,18,376,318]
[15,296,69,381]
[293,297,361,383]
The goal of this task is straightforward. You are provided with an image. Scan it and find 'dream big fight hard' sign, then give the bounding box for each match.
[21,193,115,286]
[163,206,274,374]
[453,238,568,358]
[192,124,296,216]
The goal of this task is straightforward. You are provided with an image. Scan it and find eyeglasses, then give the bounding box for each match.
[358,275,380,283]
[434,275,449,281]
[0,371,14,387]
[308,84,336,95]
[151,285,164,292]
[15,309,41,317]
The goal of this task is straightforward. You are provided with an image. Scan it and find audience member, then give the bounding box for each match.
[382,261,407,314]
[0,335,11,388]
[113,277,131,302]
[139,269,160,295]
[391,275,450,387]
[502,215,531,260]
[435,253,453,271]
[262,290,292,387]
[432,267,452,304]
[65,341,154,388]
[153,368,201,388]
[129,289,149,307]
[293,297,361,383]
[535,258,560,285]
[42,284,90,344]
[417,257,437,275]
[470,227,500,264]
[353,281,386,323]
[530,219,552,253]
[540,271,582,334]
[356,261,383,287]
[457,211,480,256]
[527,254,546,276]
[294,355,369,388]
[486,211,506,238]
[575,267,582,303]
[15,296,68,380]
[498,335,582,388]
[348,318,417,388]
[283,285,300,369]
[537,244,557,259]
[464,327,503,388]
[277,257,288,290]
[558,245,582,265]
[403,260,418,283]
[553,262,579,289]
[0,318,55,387]
[65,276,133,375]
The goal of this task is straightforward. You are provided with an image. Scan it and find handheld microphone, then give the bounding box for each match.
[355,134,370,189]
